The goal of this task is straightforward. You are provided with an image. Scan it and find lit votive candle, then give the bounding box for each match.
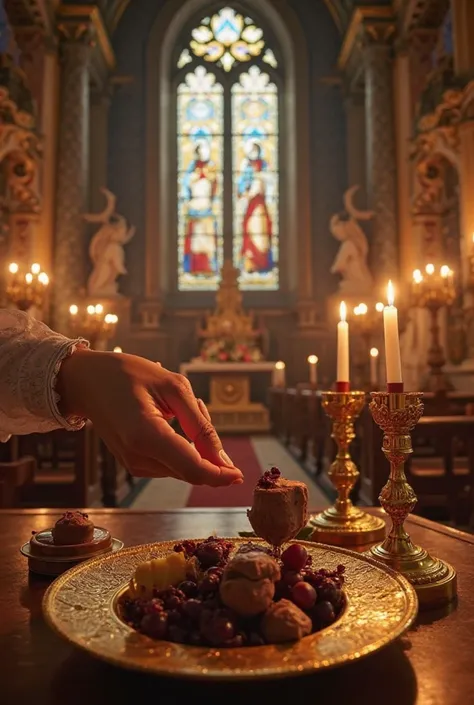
[337,301,349,392]
[273,360,286,387]
[383,281,403,391]
[370,347,379,388]
[307,355,318,385]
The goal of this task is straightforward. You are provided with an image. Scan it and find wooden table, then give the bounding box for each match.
[1,508,473,705]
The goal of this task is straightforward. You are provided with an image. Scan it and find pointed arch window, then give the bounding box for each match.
[176,6,280,291]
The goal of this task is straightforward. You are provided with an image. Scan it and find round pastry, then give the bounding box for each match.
[51,511,95,545]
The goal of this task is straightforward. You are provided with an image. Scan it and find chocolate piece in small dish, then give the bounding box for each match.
[51,511,94,545]
[22,511,123,576]
[247,467,308,547]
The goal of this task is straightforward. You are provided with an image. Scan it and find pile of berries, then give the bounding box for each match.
[257,466,281,489]
[121,538,345,648]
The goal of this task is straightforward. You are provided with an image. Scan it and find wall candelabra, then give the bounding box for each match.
[411,264,456,392]
[6,262,49,312]
[69,303,118,349]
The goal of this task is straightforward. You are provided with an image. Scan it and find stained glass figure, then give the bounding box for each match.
[176,9,280,291]
[232,67,279,290]
[177,67,224,290]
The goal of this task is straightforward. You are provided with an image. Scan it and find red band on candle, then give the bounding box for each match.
[387,382,404,393]
[336,381,350,393]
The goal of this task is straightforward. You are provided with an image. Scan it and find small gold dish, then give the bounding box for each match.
[43,538,417,680]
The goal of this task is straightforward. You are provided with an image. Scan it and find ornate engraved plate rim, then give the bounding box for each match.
[43,538,418,681]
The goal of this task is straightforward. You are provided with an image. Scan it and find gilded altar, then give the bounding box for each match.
[186,261,270,432]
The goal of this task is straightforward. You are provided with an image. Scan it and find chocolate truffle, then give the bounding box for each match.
[219,551,281,617]
[247,468,308,546]
[51,511,94,545]
[261,599,312,643]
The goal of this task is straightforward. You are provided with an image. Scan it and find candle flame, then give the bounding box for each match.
[375,302,384,312]
[25,273,33,284]
[387,281,395,307]
[370,347,379,358]
[95,303,104,315]
[275,360,285,370]
[113,346,123,353]
[413,269,423,283]
[425,263,435,275]
[440,265,451,278]
[105,313,118,324]
[86,305,95,315]
[358,303,368,315]
[8,262,18,274]
[31,263,41,275]
[340,301,347,322]
[69,304,78,315]
[307,355,318,365]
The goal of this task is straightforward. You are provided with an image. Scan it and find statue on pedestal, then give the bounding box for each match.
[84,188,135,297]
[330,186,374,296]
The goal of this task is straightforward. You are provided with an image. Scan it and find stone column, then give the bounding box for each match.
[363,35,399,288]
[53,26,93,332]
[452,0,474,79]
[89,86,111,212]
[345,89,366,194]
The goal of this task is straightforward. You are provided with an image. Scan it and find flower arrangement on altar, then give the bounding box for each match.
[199,337,264,363]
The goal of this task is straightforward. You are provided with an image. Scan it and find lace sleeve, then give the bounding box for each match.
[0,309,90,440]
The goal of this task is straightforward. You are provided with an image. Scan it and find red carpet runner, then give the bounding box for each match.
[187,437,263,507]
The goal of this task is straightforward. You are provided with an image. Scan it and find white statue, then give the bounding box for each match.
[330,185,374,296]
[84,188,135,297]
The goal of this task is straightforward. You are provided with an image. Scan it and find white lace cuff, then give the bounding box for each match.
[0,310,90,438]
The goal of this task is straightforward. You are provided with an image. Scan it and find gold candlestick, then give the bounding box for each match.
[369,391,457,609]
[310,391,386,545]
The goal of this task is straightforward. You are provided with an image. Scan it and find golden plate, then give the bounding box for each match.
[43,538,418,680]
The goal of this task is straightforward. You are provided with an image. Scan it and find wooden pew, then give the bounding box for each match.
[16,423,102,508]
[0,456,36,508]
[359,412,474,523]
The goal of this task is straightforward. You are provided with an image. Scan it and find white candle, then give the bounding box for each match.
[337,302,349,382]
[383,281,403,384]
[307,355,318,385]
[273,361,286,387]
[370,347,379,388]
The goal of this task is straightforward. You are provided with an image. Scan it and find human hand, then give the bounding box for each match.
[57,349,243,487]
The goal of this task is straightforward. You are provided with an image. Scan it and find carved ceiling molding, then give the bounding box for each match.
[56,5,115,70]
[338,6,396,72]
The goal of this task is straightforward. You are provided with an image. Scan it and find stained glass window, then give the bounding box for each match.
[177,67,224,290]
[176,7,280,292]
[232,67,278,290]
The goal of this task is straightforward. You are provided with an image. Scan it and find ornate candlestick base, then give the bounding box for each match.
[310,391,386,546]
[369,392,457,609]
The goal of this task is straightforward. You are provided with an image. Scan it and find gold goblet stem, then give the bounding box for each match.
[310,391,386,546]
[369,391,457,609]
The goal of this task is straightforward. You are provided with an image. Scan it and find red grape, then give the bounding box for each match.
[183,599,203,621]
[290,581,317,610]
[281,544,308,572]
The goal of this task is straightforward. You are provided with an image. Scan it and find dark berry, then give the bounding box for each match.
[201,615,236,646]
[144,598,164,615]
[178,580,198,598]
[281,544,308,572]
[140,611,168,639]
[290,581,317,610]
[168,625,188,643]
[196,542,224,568]
[189,631,203,646]
[312,601,336,629]
[257,466,281,488]
[165,594,183,610]
[249,632,265,646]
[183,599,203,621]
[199,574,220,594]
[225,634,244,648]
